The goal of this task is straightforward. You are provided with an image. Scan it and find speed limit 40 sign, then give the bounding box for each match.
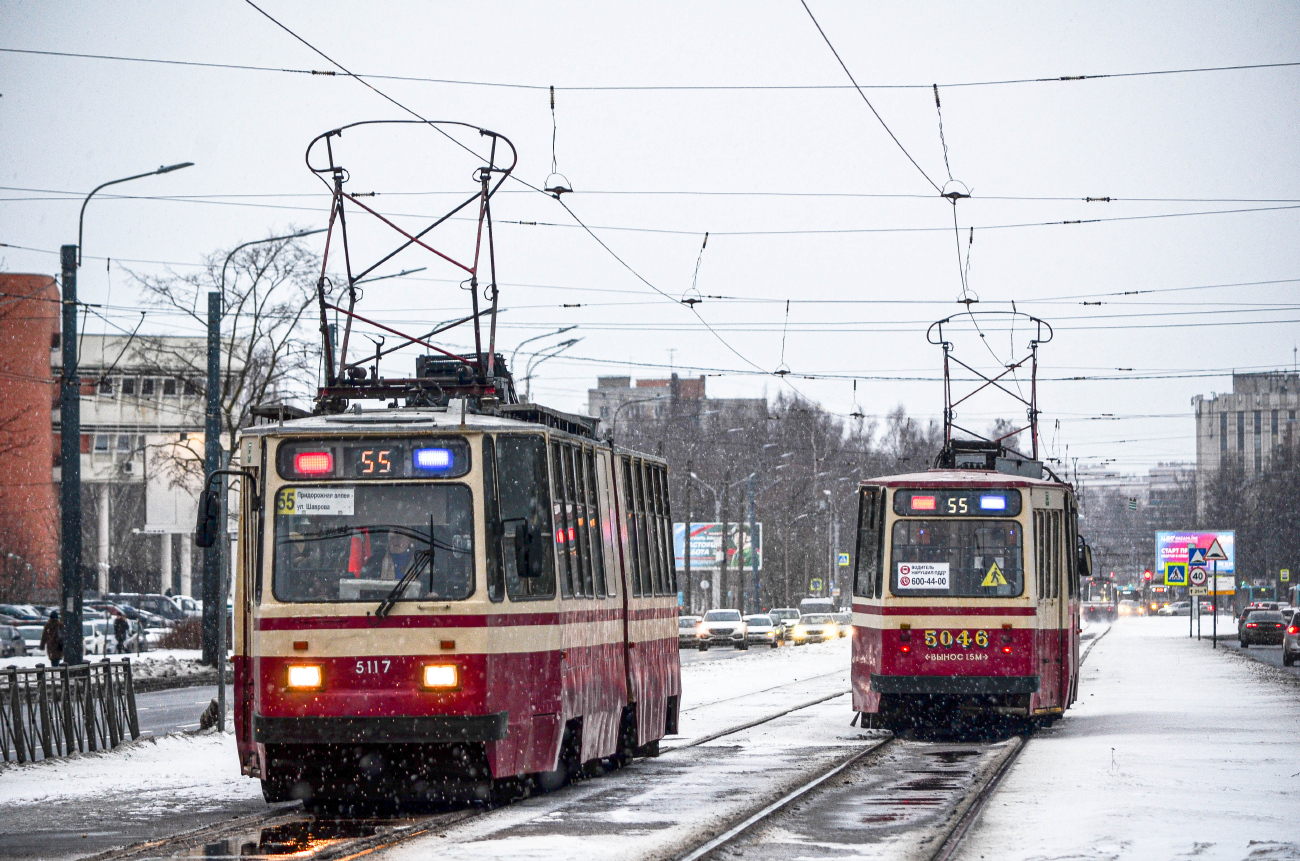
[1189,568,1208,587]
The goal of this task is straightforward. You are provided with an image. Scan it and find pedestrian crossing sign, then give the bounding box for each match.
[982,562,1008,587]
[837,553,850,567]
[1164,563,1188,586]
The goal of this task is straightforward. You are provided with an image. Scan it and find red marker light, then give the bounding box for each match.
[568,527,576,542]
[900,644,911,653]
[294,451,333,475]
[1245,623,1258,628]
[1001,645,1012,654]
[910,496,936,511]
[1288,625,1299,635]
[555,529,566,544]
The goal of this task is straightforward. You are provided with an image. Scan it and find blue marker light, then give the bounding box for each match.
[413,447,453,471]
[979,495,1007,511]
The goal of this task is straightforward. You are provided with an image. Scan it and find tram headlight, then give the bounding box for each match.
[423,664,459,690]
[286,665,322,690]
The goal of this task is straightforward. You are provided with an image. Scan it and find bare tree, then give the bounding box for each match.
[129,231,323,457]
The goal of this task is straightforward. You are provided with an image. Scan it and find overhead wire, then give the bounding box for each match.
[5,46,1296,91]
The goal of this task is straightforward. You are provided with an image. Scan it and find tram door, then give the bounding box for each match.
[1033,494,1065,709]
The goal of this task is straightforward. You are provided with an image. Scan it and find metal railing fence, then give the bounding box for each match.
[0,660,139,763]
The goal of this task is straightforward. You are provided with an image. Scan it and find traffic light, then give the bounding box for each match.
[1143,570,1153,581]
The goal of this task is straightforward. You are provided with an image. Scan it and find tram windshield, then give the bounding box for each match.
[890,520,1023,598]
[272,484,474,603]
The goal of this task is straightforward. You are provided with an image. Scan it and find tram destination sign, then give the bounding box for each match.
[893,489,1022,517]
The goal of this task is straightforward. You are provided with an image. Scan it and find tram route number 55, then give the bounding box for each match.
[924,629,990,648]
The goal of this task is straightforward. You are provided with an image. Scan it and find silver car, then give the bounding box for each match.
[0,624,26,658]
[744,614,781,648]
[678,616,702,648]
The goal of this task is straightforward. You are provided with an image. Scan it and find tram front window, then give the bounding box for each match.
[273,484,474,603]
[890,520,1023,598]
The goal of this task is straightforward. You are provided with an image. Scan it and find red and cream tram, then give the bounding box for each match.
[849,442,1090,728]
[226,403,680,803]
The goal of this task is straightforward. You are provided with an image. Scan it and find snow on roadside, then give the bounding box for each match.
[5,649,231,687]
[0,727,258,810]
[679,636,850,710]
[955,617,1300,861]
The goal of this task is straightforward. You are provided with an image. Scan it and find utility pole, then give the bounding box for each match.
[202,292,221,665]
[747,472,760,612]
[683,461,693,613]
[59,245,84,667]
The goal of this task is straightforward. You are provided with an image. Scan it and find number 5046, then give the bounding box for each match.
[923,629,989,648]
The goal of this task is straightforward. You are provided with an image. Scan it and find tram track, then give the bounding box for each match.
[76,668,852,861]
[668,623,1114,861]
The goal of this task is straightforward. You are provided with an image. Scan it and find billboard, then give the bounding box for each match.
[673,522,762,570]
[1156,531,1235,576]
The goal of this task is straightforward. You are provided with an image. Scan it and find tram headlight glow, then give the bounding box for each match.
[979,495,1007,511]
[286,665,322,690]
[413,447,454,472]
[423,664,459,690]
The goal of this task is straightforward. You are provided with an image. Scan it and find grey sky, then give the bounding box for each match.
[2,1,1297,471]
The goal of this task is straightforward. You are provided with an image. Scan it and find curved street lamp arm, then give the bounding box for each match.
[78,162,194,265]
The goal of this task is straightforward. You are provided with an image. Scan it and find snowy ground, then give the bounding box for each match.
[0,638,851,860]
[955,616,1300,861]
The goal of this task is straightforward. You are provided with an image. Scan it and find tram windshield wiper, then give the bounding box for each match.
[375,517,435,618]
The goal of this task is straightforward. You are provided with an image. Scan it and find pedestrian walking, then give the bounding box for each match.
[40,610,64,667]
[114,614,129,654]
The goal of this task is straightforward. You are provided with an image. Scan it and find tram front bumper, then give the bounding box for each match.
[870,675,1040,695]
[253,712,509,745]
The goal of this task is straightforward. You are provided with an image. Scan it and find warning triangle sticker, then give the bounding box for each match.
[982,562,1008,587]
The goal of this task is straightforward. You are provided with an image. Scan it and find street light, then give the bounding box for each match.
[60,161,194,668]
[522,337,581,400]
[510,326,577,378]
[208,226,326,731]
[78,162,195,265]
[608,395,666,448]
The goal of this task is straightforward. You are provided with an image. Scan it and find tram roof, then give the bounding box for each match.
[862,468,1071,490]
[240,404,666,462]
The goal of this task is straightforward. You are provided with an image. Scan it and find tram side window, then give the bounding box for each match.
[551,443,574,599]
[853,487,883,599]
[1050,511,1062,599]
[636,462,657,596]
[646,464,666,596]
[1066,504,1079,598]
[622,460,643,598]
[483,435,504,602]
[498,435,556,600]
[655,466,677,593]
[583,448,608,598]
[567,444,594,598]
[1034,511,1045,600]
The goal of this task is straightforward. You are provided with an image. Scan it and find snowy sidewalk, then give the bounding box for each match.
[957,617,1300,861]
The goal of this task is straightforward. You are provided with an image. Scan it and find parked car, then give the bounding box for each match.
[833,612,853,637]
[697,609,747,651]
[1158,601,1191,617]
[0,624,26,658]
[82,620,109,656]
[678,616,702,648]
[769,608,799,641]
[791,613,838,645]
[104,593,186,625]
[1239,610,1286,648]
[170,594,202,617]
[0,604,42,622]
[744,614,780,648]
[17,625,44,654]
[1283,614,1300,667]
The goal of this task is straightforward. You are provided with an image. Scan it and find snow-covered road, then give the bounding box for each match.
[955,617,1300,861]
[0,638,852,860]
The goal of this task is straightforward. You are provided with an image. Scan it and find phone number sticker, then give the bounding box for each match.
[896,562,949,590]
